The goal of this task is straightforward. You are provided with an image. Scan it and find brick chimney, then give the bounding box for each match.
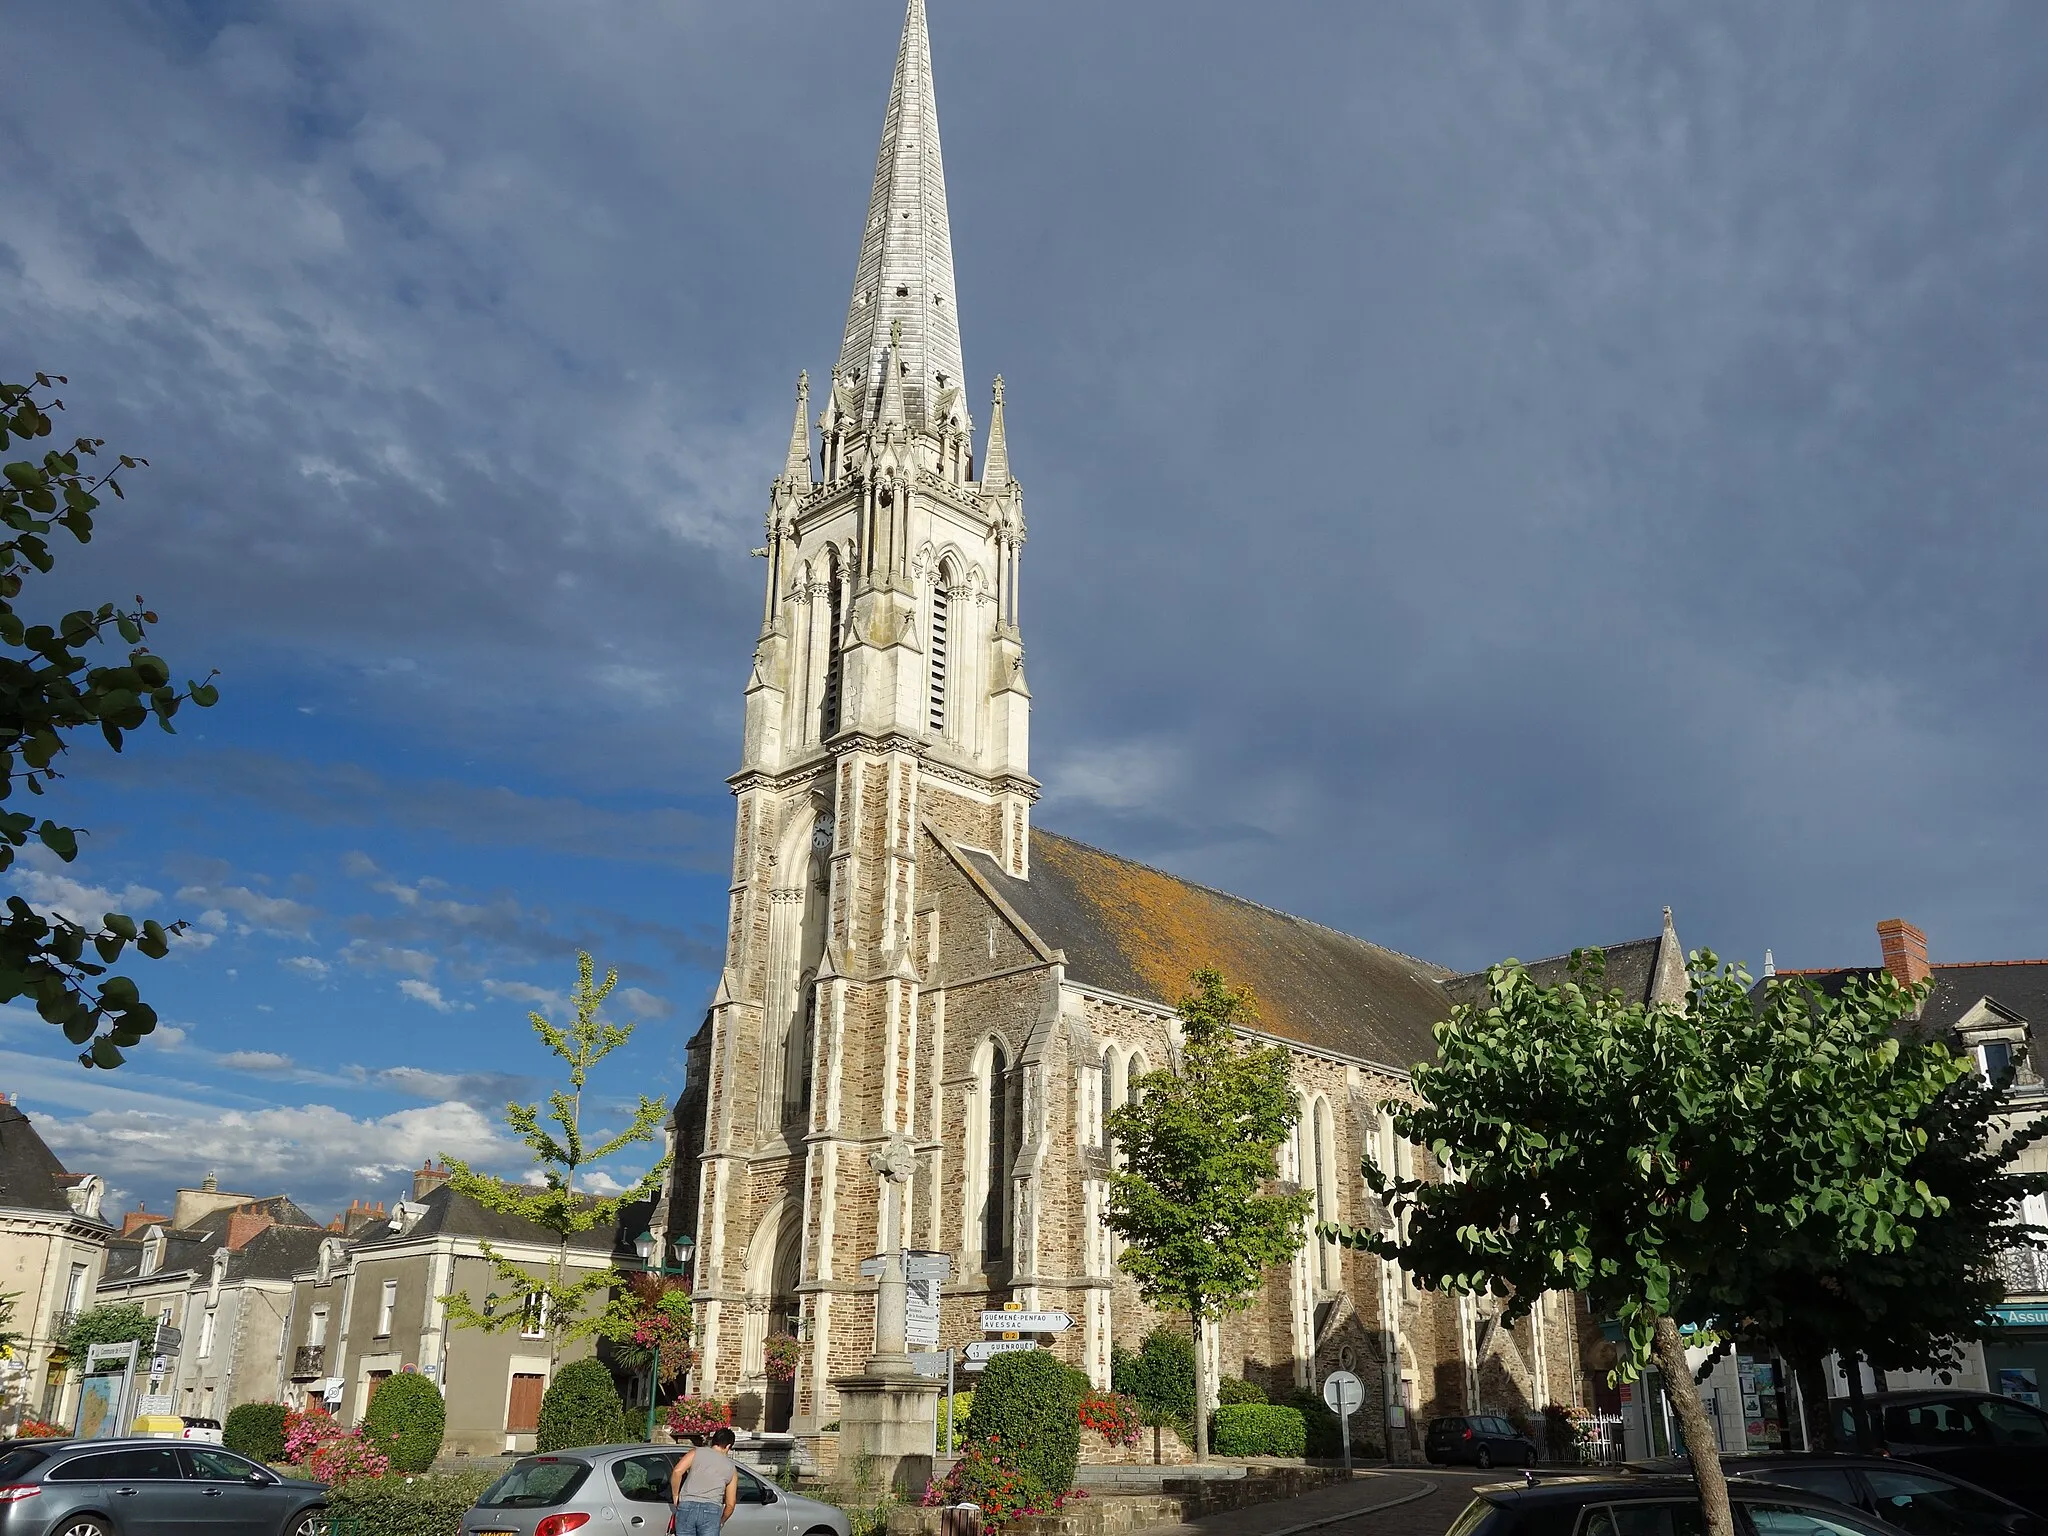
[1877,918,1931,989]
[121,1204,170,1238]
[341,1198,388,1237]
[412,1160,451,1201]
[226,1203,275,1251]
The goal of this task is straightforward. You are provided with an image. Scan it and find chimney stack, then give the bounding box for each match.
[412,1160,451,1201]
[1876,918,1931,989]
[226,1203,275,1252]
[121,1204,170,1238]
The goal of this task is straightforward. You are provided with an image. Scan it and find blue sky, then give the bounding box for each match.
[5,1,2048,1220]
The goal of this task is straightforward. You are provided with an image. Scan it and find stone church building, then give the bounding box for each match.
[676,0,1682,1457]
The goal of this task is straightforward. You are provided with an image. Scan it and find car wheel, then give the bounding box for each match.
[1476,1445,1493,1469]
[57,1521,113,1536]
[287,1510,330,1536]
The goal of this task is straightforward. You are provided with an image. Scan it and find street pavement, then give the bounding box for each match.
[1148,1467,1500,1536]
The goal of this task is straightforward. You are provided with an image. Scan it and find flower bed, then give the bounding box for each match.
[1076,1392,1140,1448]
[921,1435,1087,1528]
[666,1395,734,1441]
[282,1406,392,1485]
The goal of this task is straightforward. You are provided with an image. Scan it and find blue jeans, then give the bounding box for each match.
[675,1500,723,1536]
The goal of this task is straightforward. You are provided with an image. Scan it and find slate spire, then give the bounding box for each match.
[837,0,963,433]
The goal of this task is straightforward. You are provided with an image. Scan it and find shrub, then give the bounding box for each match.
[932,1390,973,1443]
[327,1468,500,1536]
[223,1403,289,1462]
[1112,1327,1194,1433]
[60,1303,157,1358]
[538,1358,631,1451]
[1077,1391,1141,1447]
[1218,1376,1266,1406]
[284,1409,392,1487]
[363,1371,446,1472]
[1211,1403,1306,1458]
[964,1349,1082,1500]
[1286,1389,1342,1458]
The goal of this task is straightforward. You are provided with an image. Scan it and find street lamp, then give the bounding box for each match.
[633,1230,696,1441]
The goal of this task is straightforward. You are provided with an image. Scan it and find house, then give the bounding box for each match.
[0,1095,113,1430]
[283,1162,633,1457]
[96,1181,329,1421]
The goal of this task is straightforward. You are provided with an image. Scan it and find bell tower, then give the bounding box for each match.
[693,0,1035,1433]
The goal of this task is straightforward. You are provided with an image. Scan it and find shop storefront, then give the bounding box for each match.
[1616,1343,1802,1459]
[1985,1304,2048,1406]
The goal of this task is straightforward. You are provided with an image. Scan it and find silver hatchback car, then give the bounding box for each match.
[460,1445,851,1536]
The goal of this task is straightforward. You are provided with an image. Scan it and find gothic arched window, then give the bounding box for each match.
[793,976,819,1118]
[928,572,951,734]
[1313,1097,1337,1287]
[983,1041,1010,1261]
[821,552,845,738]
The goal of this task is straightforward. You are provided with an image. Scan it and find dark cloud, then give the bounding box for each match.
[5,1,2045,990]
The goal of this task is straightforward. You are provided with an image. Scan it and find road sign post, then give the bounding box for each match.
[1322,1371,1363,1473]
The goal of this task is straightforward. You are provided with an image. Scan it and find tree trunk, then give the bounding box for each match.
[1844,1351,1868,1454]
[1790,1349,1835,1452]
[1651,1315,1734,1536]
[1190,1306,1209,1462]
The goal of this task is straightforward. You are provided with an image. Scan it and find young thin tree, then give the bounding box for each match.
[1105,968,1310,1462]
[441,952,672,1370]
[1,375,219,1068]
[1328,951,1965,1536]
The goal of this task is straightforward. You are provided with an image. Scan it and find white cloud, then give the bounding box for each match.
[343,941,437,979]
[7,853,164,928]
[173,882,319,937]
[617,986,671,1020]
[218,1049,295,1073]
[397,979,470,1013]
[483,978,566,1012]
[281,955,331,979]
[369,1065,531,1105]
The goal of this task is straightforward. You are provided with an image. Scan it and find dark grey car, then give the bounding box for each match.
[460,1445,851,1536]
[0,1437,327,1536]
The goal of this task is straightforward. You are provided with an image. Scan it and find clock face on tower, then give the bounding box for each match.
[812,817,836,855]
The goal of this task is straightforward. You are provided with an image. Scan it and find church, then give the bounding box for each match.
[673,0,1678,1458]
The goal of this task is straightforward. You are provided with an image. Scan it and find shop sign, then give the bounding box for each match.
[1990,1304,2048,1328]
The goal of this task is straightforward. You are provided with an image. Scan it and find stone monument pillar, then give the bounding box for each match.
[835,1138,942,1496]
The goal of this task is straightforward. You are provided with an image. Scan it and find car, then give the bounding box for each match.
[1631,1453,2044,1536]
[1446,1472,1900,1536]
[1829,1391,2048,1516]
[1428,1414,1541,1469]
[0,1435,327,1535]
[179,1415,226,1444]
[459,1444,852,1536]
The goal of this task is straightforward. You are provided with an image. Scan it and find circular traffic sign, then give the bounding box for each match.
[1322,1370,1364,1416]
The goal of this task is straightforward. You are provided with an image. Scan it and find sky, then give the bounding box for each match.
[4,1,2047,1222]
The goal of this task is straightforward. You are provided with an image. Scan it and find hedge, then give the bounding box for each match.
[362,1371,446,1472]
[537,1358,632,1451]
[327,1469,500,1536]
[1286,1389,1343,1458]
[1218,1377,1266,1406]
[1211,1403,1306,1458]
[933,1390,974,1443]
[964,1349,1082,1500]
[223,1402,289,1463]
[1110,1327,1194,1433]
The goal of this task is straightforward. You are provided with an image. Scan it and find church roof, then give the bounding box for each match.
[957,828,1456,1070]
[1439,918,1686,1012]
[836,0,964,431]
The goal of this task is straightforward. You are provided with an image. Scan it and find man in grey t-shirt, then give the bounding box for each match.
[669,1425,739,1536]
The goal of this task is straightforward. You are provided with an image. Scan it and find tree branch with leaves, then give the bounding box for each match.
[441,952,672,1370]
[0,374,219,1067]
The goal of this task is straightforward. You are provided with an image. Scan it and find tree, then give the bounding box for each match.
[1699,1023,2048,1449]
[361,1370,446,1471]
[60,1303,157,1357]
[1104,968,1310,1462]
[440,952,671,1368]
[1329,951,1966,1536]
[0,375,218,1067]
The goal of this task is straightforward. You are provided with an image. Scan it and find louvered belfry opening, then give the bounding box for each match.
[928,579,950,732]
[822,565,844,738]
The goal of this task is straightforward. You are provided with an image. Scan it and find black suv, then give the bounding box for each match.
[1448,1473,1896,1536]
[1829,1391,2048,1516]
[1428,1414,1541,1468]
[1633,1453,2043,1536]
[0,1437,326,1536]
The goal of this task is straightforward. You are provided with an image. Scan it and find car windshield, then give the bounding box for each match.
[1973,1397,2048,1447]
[1737,1467,1859,1507]
[478,1458,592,1508]
[1865,1465,2022,1535]
[1444,1498,1499,1536]
[1583,1500,1707,1536]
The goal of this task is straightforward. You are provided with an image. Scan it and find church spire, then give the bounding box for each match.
[838,0,963,433]
[982,375,1010,487]
[781,371,813,492]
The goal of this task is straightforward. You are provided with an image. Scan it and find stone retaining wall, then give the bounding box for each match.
[887,1466,1357,1536]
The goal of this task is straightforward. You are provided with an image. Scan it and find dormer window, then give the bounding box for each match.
[141,1226,165,1277]
[1980,1040,2017,1085]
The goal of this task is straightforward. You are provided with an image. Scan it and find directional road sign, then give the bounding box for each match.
[909,1351,949,1379]
[979,1310,1072,1333]
[965,1339,1039,1363]
[858,1255,889,1279]
[152,1326,182,1355]
[907,1277,941,1349]
[904,1251,953,1282]
[1322,1370,1363,1415]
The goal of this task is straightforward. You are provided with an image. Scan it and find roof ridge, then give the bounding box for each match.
[1032,825,1453,978]
[1934,959,2048,969]
[1453,933,1663,982]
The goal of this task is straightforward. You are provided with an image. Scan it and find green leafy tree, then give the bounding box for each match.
[440,952,670,1369]
[536,1357,631,1451]
[362,1371,447,1471]
[60,1303,157,1357]
[1105,969,1310,1462]
[0,375,218,1067]
[1702,1028,2048,1449]
[1328,951,1967,1536]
